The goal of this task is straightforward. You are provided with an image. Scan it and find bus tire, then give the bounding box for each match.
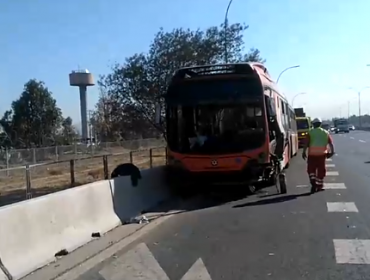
[278,173,287,194]
[284,145,290,169]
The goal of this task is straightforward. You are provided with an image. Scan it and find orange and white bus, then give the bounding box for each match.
[155,63,298,194]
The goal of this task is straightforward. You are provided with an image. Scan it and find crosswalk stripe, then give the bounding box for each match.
[296,183,346,189]
[326,171,339,176]
[326,164,335,167]
[324,183,346,189]
[333,239,370,264]
[326,158,333,162]
[327,202,358,212]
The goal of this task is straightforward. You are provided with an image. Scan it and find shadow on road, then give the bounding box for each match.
[142,186,258,218]
[232,192,312,208]
[141,182,280,219]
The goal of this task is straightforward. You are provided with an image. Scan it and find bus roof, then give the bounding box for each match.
[170,62,291,109]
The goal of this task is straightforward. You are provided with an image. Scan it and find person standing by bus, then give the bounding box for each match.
[302,118,335,193]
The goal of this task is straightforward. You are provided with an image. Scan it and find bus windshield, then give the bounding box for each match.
[166,77,263,106]
[296,119,309,130]
[166,102,266,154]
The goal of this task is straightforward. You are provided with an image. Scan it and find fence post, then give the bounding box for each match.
[6,148,9,176]
[149,149,153,168]
[32,148,36,164]
[103,155,109,179]
[55,145,59,162]
[25,165,32,199]
[129,151,133,163]
[70,159,75,187]
[74,142,77,155]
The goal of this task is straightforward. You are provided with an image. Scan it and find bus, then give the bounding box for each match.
[155,63,298,194]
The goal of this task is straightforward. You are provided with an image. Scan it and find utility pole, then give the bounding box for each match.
[224,0,233,63]
[348,101,350,120]
[87,110,94,144]
[348,86,370,128]
[358,92,361,127]
[276,65,300,84]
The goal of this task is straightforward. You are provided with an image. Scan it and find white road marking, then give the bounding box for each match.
[296,185,309,188]
[326,164,335,167]
[181,259,212,280]
[359,140,366,143]
[326,158,333,162]
[55,214,177,280]
[327,202,358,212]
[334,239,370,264]
[99,243,170,279]
[327,171,339,176]
[350,137,355,139]
[98,243,212,280]
[324,183,347,189]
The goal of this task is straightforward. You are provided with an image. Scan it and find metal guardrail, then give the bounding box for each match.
[0,147,167,208]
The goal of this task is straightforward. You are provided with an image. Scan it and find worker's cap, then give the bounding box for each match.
[312,117,322,124]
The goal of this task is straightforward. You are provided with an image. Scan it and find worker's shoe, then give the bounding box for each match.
[310,179,317,194]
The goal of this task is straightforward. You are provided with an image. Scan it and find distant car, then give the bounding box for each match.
[321,124,330,131]
[349,125,355,130]
[335,125,350,133]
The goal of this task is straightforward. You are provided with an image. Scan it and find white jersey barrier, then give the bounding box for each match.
[0,166,170,280]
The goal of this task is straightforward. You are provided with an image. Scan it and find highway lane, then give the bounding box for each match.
[23,150,370,280]
[331,132,370,178]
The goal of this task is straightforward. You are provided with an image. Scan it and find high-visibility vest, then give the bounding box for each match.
[308,127,329,155]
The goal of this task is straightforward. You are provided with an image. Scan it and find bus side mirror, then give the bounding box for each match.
[155,103,161,124]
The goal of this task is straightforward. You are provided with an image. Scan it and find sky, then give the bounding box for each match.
[1,0,370,126]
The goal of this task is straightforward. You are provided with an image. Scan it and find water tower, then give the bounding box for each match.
[69,69,95,142]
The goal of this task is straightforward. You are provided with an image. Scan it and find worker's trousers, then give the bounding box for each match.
[307,155,326,188]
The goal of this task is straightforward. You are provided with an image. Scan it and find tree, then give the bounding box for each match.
[96,23,265,139]
[243,48,265,63]
[0,79,63,148]
[56,116,77,145]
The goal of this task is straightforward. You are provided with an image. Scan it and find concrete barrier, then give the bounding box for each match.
[0,166,170,280]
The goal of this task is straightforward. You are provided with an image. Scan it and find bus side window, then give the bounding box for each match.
[265,95,276,141]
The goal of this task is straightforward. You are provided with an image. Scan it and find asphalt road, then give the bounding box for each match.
[24,132,370,280]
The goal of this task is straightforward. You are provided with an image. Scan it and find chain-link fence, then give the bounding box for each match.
[0,138,165,170]
[0,147,167,208]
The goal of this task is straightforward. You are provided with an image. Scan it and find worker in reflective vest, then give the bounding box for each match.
[302,118,335,193]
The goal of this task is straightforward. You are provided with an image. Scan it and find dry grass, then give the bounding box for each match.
[0,148,167,200]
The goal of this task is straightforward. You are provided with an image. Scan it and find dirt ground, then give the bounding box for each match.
[0,148,166,205]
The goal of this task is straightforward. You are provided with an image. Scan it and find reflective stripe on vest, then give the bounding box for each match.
[308,127,329,155]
